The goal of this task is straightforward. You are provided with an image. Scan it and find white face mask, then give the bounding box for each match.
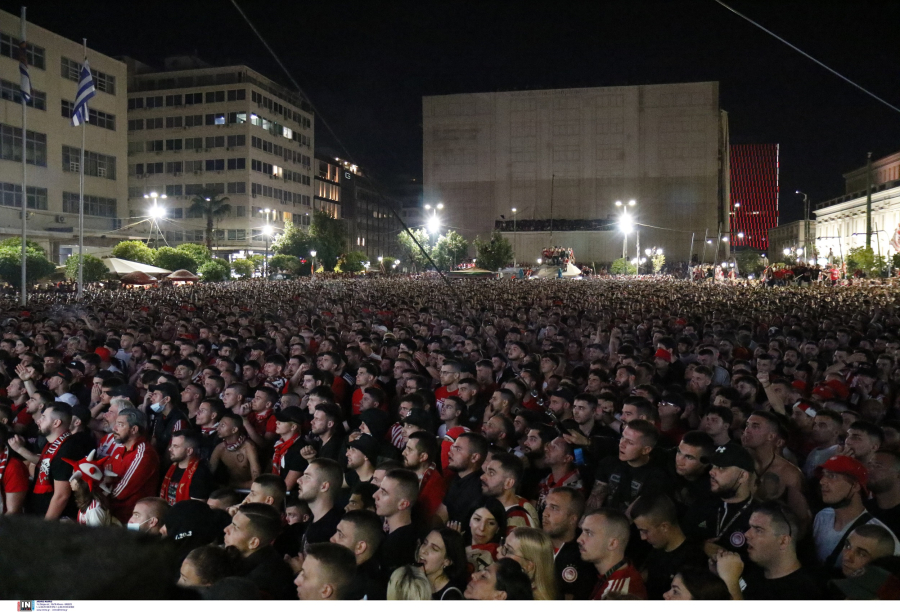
[150,402,164,413]
[127,518,150,532]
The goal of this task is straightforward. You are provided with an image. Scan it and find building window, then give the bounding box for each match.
[204,183,225,194]
[0,124,47,167]
[227,135,246,148]
[128,141,144,155]
[0,183,47,210]
[184,92,203,105]
[62,145,116,179]
[185,137,203,150]
[205,159,225,172]
[165,184,183,197]
[61,101,116,130]
[60,57,115,95]
[146,140,164,152]
[205,113,226,126]
[0,33,44,69]
[166,116,183,129]
[169,207,183,218]
[185,184,204,196]
[227,158,246,170]
[0,79,45,110]
[184,160,203,173]
[185,114,203,127]
[165,94,183,106]
[205,90,225,104]
[165,139,183,151]
[128,98,144,110]
[166,161,183,174]
[235,205,246,216]
[128,119,144,131]
[205,135,225,149]
[227,89,246,101]
[145,162,163,174]
[228,183,246,194]
[62,191,116,217]
[145,117,163,130]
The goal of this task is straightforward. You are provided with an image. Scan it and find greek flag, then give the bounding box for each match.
[17,41,31,103]
[71,59,96,127]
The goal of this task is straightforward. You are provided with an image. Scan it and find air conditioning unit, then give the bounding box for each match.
[55,215,65,223]
[69,162,80,172]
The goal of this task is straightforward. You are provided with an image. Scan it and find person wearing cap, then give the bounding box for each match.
[94,346,122,375]
[400,408,433,447]
[548,388,575,422]
[271,406,306,491]
[148,382,190,467]
[160,430,215,505]
[345,433,378,490]
[813,454,900,573]
[684,443,757,561]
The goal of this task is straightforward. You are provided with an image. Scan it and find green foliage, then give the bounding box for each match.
[309,210,347,271]
[272,221,314,258]
[269,254,300,275]
[175,243,211,269]
[232,258,255,279]
[610,257,637,275]
[396,228,433,272]
[892,253,900,270]
[112,240,155,265]
[65,254,107,283]
[0,246,55,288]
[651,253,665,274]
[473,231,514,272]
[337,251,368,273]
[0,237,46,257]
[847,247,887,277]
[433,230,469,271]
[187,190,230,251]
[198,258,231,282]
[153,247,198,273]
[734,249,765,276]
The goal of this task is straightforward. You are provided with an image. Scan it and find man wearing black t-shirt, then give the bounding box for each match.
[866,450,900,538]
[587,421,670,512]
[669,431,716,513]
[160,431,215,504]
[374,468,420,581]
[631,493,707,599]
[438,432,487,525]
[542,487,595,600]
[298,459,344,549]
[714,502,824,600]
[25,404,80,519]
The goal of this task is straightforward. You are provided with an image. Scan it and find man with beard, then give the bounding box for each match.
[520,424,553,502]
[684,444,757,561]
[301,403,344,463]
[437,432,487,525]
[458,378,486,432]
[803,409,843,478]
[536,436,584,516]
[160,431,215,505]
[23,404,79,519]
[402,431,446,523]
[480,451,539,531]
[866,450,900,536]
[541,487,595,600]
[107,407,161,524]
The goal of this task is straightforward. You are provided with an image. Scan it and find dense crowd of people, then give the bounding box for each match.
[3,276,900,600]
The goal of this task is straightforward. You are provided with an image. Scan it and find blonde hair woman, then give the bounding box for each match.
[497,527,558,600]
[387,565,432,600]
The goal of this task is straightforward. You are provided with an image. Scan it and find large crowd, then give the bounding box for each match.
[2,276,900,600]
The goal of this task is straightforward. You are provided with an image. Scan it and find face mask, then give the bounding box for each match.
[127,518,150,532]
[150,402,164,413]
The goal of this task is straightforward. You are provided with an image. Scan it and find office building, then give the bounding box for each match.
[729,144,779,251]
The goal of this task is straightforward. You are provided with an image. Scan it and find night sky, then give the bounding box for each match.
[8,0,900,222]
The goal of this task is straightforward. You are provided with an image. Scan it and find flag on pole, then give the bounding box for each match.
[71,59,95,127]
[17,40,31,103]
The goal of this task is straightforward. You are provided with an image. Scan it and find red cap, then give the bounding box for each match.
[94,347,112,362]
[654,348,672,361]
[811,385,836,400]
[825,379,850,399]
[791,380,807,392]
[819,455,868,493]
[674,318,687,326]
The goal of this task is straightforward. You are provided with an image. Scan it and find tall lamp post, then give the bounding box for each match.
[263,225,272,277]
[424,203,443,248]
[310,249,317,278]
[796,190,810,259]
[616,199,636,274]
[144,192,167,248]
[511,207,518,267]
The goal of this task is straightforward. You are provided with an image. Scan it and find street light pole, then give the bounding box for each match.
[144,192,167,249]
[310,249,317,278]
[263,225,272,278]
[615,199,636,274]
[512,207,517,267]
[797,190,810,259]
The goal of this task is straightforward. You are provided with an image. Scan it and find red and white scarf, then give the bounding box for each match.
[225,435,246,452]
[34,432,71,494]
[160,457,201,505]
[201,422,219,436]
[271,433,299,474]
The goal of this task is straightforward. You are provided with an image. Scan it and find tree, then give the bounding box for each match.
[232,258,255,279]
[474,231,514,272]
[247,254,265,273]
[269,254,301,275]
[432,230,469,271]
[337,251,368,273]
[187,189,231,252]
[610,257,637,275]
[112,240,155,265]
[0,246,55,288]
[198,258,231,282]
[153,247,198,273]
[734,249,765,277]
[175,243,211,270]
[396,228,433,272]
[0,237,46,257]
[847,246,887,277]
[651,252,666,274]
[272,220,314,259]
[65,254,107,283]
[309,210,347,271]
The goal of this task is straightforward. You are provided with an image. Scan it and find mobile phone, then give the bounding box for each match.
[574,448,585,466]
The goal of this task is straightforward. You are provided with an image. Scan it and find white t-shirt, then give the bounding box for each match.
[813,507,900,568]
[56,392,79,407]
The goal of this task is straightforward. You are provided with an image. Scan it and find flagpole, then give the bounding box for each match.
[77,38,86,301]
[19,7,27,307]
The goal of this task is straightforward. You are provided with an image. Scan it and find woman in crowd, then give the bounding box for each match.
[662,569,732,600]
[417,527,467,600]
[387,565,432,600]
[450,498,507,575]
[497,527,557,601]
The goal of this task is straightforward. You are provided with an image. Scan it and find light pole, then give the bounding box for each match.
[424,203,443,251]
[263,225,272,278]
[143,192,167,248]
[511,207,518,267]
[310,249,317,278]
[796,190,810,258]
[615,199,636,274]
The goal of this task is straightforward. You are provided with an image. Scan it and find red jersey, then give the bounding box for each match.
[97,432,123,459]
[590,561,647,600]
[247,410,277,438]
[11,404,32,428]
[0,452,30,512]
[107,438,160,524]
[417,465,448,521]
[434,386,459,412]
[351,385,387,416]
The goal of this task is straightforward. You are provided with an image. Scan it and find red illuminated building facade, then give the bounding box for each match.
[729,144,779,251]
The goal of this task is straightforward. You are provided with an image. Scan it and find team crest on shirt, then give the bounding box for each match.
[562,566,578,583]
[730,531,746,547]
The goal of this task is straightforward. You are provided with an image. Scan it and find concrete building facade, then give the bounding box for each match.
[768,220,815,262]
[0,9,127,262]
[423,82,729,262]
[126,57,314,257]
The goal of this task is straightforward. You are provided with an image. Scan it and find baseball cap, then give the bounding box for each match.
[705,444,755,472]
[654,348,672,361]
[660,392,686,411]
[275,406,305,425]
[67,361,85,373]
[163,499,221,546]
[149,382,180,400]
[549,388,575,404]
[402,408,432,431]
[348,433,379,465]
[94,347,112,362]
[51,369,73,383]
[71,404,91,425]
[818,455,868,493]
[856,363,879,379]
[110,384,138,403]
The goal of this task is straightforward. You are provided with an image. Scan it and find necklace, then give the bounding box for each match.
[755,451,777,478]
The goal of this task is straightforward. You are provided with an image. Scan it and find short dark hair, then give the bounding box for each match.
[849,420,885,445]
[304,542,357,599]
[384,469,420,506]
[237,503,282,546]
[184,545,240,586]
[630,493,679,526]
[625,419,659,447]
[340,509,384,550]
[408,431,439,465]
[493,557,534,600]
[681,430,715,459]
[753,501,799,543]
[490,452,523,485]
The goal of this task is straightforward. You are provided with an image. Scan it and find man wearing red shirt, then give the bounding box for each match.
[351,362,384,416]
[317,351,349,407]
[402,431,446,523]
[577,509,646,599]
[107,407,160,524]
[536,436,584,516]
[244,387,279,448]
[0,425,29,514]
[434,361,462,412]
[6,378,31,434]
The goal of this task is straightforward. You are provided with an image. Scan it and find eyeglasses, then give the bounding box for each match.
[498,537,521,558]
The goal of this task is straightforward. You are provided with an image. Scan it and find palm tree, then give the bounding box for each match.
[188,189,231,252]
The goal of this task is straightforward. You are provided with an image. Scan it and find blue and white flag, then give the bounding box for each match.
[71,59,96,127]
[17,40,31,103]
